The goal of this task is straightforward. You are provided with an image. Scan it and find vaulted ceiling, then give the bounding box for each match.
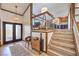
[33,3,71,17]
[75,3,79,15]
[75,3,79,22]
[0,3,71,17]
[0,3,29,16]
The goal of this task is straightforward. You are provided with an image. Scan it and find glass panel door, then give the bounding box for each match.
[3,22,22,44]
[5,24,13,42]
[15,25,22,40]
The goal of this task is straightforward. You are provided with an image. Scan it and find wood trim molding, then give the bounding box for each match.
[32,14,46,20]
[22,3,31,16]
[70,3,75,31]
[30,3,33,37]
[46,11,55,19]
[1,8,23,16]
[45,32,48,53]
[32,11,54,19]
[32,11,47,18]
[0,3,31,16]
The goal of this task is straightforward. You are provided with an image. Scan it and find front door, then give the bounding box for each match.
[3,22,22,44]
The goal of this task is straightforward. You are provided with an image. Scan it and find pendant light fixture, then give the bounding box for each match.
[41,7,48,13]
[15,5,19,20]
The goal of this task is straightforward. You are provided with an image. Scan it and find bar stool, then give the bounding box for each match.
[25,36,31,48]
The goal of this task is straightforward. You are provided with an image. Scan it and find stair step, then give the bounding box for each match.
[48,29,76,56]
[51,37,74,42]
[49,42,75,50]
[48,48,74,56]
[49,44,75,55]
[51,38,74,44]
[50,41,75,49]
[53,34,73,39]
[51,40,75,49]
[55,29,72,32]
[48,49,75,56]
[47,50,58,56]
[48,49,62,56]
[54,32,72,35]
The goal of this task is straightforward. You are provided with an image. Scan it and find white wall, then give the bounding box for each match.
[0,10,24,45]
[0,10,23,23]
[23,7,31,40]
[0,5,31,44]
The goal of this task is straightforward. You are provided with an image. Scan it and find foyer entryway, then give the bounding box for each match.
[3,22,22,44]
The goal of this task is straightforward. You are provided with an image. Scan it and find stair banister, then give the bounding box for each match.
[73,19,79,55]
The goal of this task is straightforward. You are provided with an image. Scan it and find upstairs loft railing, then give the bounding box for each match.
[32,11,68,30]
[32,11,55,30]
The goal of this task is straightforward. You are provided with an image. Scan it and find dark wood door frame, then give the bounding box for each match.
[3,22,23,44]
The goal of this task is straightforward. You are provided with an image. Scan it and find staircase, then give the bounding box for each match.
[47,29,76,56]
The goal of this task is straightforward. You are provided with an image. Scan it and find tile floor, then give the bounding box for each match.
[0,41,47,56]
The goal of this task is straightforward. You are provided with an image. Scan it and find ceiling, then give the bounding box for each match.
[0,3,29,15]
[75,3,79,15]
[0,3,71,17]
[75,3,79,22]
[33,3,71,17]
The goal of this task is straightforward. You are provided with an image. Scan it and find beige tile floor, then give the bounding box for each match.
[0,41,47,56]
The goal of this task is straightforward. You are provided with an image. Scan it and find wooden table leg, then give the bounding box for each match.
[45,32,48,53]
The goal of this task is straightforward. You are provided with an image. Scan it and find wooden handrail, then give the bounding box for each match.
[73,18,79,55]
[46,11,55,19]
[74,19,79,32]
[32,11,47,18]
[32,11,54,19]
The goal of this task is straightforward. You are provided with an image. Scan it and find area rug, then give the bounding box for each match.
[9,44,33,56]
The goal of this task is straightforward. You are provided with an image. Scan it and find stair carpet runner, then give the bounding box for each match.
[47,29,76,56]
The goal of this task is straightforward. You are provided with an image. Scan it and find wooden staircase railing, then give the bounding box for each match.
[73,19,79,55]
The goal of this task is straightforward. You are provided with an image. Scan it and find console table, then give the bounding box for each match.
[32,37,40,54]
[32,29,53,53]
